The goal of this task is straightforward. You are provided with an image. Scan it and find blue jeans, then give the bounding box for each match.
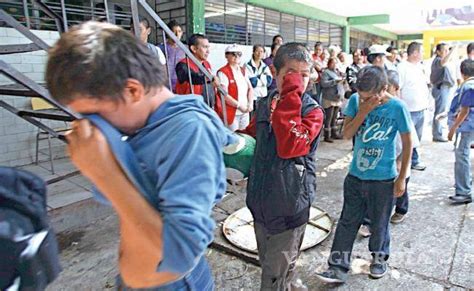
[116,256,214,291]
[455,132,474,196]
[394,177,410,215]
[432,85,456,140]
[410,110,425,166]
[328,175,395,272]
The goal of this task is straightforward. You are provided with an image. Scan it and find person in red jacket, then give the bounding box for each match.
[175,34,219,107]
[241,43,324,290]
[216,44,254,131]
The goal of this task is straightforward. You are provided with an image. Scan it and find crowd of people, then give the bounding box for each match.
[33,17,474,291]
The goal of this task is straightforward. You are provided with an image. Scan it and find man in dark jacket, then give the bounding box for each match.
[241,43,324,290]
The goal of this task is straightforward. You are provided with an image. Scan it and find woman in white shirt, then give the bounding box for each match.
[246,44,272,110]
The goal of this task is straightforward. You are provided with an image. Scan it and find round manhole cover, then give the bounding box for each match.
[222,206,333,254]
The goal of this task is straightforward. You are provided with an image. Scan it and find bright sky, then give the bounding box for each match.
[295,0,474,34]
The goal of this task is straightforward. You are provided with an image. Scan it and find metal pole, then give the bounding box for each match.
[130,0,141,39]
[60,0,68,31]
[104,0,110,23]
[162,29,173,90]
[137,0,228,125]
[22,0,30,28]
[90,0,94,21]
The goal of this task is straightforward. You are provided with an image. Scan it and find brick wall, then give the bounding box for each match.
[0,27,65,168]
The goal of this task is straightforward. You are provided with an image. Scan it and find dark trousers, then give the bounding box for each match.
[328,175,395,272]
[323,106,340,130]
[254,223,306,291]
[394,177,410,215]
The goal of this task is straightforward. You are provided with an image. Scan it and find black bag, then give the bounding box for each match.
[0,167,61,290]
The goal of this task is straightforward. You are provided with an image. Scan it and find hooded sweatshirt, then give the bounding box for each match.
[86,95,236,275]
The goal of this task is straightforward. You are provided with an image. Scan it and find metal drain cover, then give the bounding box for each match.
[222,206,333,254]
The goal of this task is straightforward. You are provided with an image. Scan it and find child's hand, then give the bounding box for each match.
[448,127,456,141]
[394,177,405,198]
[359,96,381,115]
[66,119,121,182]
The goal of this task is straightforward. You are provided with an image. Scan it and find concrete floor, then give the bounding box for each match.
[40,135,473,290]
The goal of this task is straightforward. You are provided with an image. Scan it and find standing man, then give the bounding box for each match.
[159,20,185,91]
[175,34,219,107]
[346,49,364,96]
[430,43,457,142]
[385,46,399,71]
[398,42,430,171]
[130,17,166,66]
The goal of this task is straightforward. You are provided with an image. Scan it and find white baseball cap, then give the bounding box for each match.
[368,44,390,56]
[225,44,242,53]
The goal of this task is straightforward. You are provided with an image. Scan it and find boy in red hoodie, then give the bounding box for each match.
[242,43,324,290]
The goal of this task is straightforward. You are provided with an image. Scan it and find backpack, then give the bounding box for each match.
[0,167,61,290]
[448,78,474,128]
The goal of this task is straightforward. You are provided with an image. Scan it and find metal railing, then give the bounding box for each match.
[1,0,229,125]
[132,0,229,125]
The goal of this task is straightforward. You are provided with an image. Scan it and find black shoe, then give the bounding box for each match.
[449,195,472,204]
[433,137,449,142]
[324,129,334,143]
[411,163,426,171]
[331,129,343,140]
[315,267,348,284]
[369,261,388,279]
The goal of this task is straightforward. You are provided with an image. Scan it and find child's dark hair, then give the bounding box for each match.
[467,42,474,56]
[46,21,167,104]
[460,59,474,78]
[167,19,181,30]
[356,66,388,93]
[386,70,400,91]
[273,42,312,74]
[272,34,283,43]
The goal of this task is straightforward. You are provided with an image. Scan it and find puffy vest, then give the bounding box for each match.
[175,58,212,96]
[215,64,246,125]
[246,91,322,234]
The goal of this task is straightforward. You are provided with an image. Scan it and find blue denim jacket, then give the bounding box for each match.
[86,95,236,275]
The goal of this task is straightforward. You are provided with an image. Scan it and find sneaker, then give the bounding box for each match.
[449,195,472,204]
[315,267,348,284]
[358,224,371,237]
[433,137,449,142]
[369,261,388,279]
[411,163,426,171]
[390,213,406,224]
[290,278,308,291]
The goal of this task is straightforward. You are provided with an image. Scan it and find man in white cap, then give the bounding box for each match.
[215,44,254,131]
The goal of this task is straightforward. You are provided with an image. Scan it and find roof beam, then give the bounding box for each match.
[348,14,389,25]
[241,0,347,27]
